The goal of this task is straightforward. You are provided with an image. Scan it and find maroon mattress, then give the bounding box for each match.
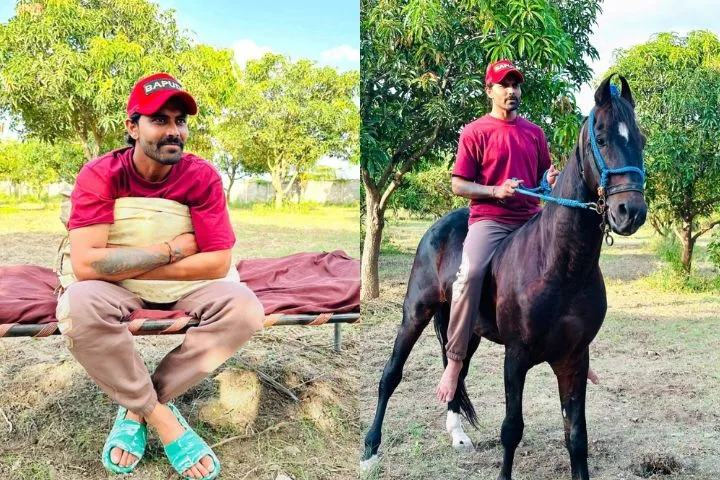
[0,251,359,324]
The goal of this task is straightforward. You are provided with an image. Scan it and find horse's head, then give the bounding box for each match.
[581,74,648,236]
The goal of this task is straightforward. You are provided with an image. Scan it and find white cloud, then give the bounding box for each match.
[320,44,360,65]
[232,39,273,68]
[575,0,720,113]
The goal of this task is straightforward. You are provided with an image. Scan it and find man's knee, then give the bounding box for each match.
[451,252,487,300]
[216,283,265,333]
[57,281,110,334]
[233,287,265,333]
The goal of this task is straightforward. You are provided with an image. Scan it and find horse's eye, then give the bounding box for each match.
[596,137,606,147]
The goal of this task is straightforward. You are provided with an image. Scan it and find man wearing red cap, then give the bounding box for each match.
[57,73,264,479]
[435,60,560,404]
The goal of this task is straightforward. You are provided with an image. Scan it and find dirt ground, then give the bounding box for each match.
[0,204,360,480]
[359,221,720,480]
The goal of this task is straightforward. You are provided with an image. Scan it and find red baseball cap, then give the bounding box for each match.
[485,59,525,85]
[126,73,198,116]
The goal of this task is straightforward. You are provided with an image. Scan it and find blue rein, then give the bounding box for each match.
[515,84,645,213]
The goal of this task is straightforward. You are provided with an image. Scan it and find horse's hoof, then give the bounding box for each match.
[360,454,380,473]
[451,432,474,451]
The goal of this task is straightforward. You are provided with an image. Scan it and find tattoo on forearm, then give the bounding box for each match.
[91,248,168,275]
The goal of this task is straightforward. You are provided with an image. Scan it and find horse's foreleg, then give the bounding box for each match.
[446,332,481,451]
[551,349,591,480]
[497,346,531,480]
[361,301,435,470]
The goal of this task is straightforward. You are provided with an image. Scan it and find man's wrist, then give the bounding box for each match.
[164,241,174,264]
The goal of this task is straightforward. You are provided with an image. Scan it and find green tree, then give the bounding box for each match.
[360,0,601,299]
[229,54,359,209]
[388,160,466,219]
[0,0,236,167]
[609,31,720,274]
[0,138,62,196]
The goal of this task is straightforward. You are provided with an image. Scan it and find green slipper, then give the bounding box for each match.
[163,403,221,480]
[101,406,148,474]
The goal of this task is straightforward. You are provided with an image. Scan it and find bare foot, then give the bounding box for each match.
[436,359,463,403]
[110,410,144,468]
[146,404,215,479]
[587,367,600,385]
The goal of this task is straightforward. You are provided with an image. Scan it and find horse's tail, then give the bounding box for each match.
[433,303,478,428]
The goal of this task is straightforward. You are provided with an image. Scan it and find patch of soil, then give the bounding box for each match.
[633,453,684,477]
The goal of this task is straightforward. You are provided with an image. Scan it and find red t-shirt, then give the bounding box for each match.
[68,147,235,252]
[452,114,552,225]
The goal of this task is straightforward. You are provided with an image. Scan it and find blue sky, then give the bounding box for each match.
[0,1,359,71]
[158,0,359,71]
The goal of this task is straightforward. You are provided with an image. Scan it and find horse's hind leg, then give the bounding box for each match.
[446,332,480,451]
[550,349,591,480]
[361,297,437,469]
[434,303,482,450]
[497,345,531,480]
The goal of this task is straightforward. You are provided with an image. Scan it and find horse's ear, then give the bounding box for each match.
[618,75,635,108]
[594,74,614,106]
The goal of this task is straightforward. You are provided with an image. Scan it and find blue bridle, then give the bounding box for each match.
[516,85,646,212]
[514,83,646,245]
[586,84,646,198]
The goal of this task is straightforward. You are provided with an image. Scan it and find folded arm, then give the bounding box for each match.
[133,249,232,280]
[70,224,172,282]
[69,224,228,282]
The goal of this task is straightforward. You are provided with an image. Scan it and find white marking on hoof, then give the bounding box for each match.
[446,411,474,451]
[618,122,629,141]
[360,454,379,473]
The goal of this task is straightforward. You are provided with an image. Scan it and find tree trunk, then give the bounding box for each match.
[269,165,285,209]
[680,216,695,275]
[79,137,93,162]
[361,189,385,300]
[92,131,103,158]
[225,177,235,204]
[273,185,284,209]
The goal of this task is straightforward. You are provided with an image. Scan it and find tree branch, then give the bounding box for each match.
[696,195,720,211]
[378,122,441,211]
[375,127,434,192]
[672,227,684,243]
[361,167,379,198]
[283,171,299,195]
[692,219,720,241]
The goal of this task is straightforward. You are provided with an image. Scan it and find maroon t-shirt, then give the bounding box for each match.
[452,114,552,225]
[68,147,235,252]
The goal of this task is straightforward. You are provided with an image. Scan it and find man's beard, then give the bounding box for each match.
[140,138,184,165]
[505,97,520,111]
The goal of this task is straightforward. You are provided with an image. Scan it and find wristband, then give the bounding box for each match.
[164,241,173,264]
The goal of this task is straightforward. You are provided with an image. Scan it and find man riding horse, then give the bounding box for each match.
[436,59,597,403]
[363,63,647,480]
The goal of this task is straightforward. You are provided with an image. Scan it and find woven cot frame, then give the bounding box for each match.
[0,313,360,350]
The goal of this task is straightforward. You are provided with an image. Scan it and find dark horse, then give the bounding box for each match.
[361,75,648,480]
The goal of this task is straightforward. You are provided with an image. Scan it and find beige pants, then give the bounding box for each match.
[446,220,521,361]
[57,280,264,416]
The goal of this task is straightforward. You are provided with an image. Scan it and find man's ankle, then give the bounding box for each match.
[446,358,463,372]
[144,403,171,427]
